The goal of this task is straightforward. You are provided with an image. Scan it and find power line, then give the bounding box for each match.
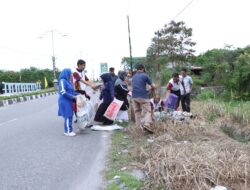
[172,0,195,20]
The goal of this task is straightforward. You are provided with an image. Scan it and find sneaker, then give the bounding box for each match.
[64,132,76,137]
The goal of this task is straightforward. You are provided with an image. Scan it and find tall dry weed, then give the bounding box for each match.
[142,142,250,190]
[124,101,250,189]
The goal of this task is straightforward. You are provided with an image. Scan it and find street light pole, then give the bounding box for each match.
[50,30,57,88]
[39,30,67,90]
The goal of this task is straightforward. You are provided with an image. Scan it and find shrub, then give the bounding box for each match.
[196,89,215,100]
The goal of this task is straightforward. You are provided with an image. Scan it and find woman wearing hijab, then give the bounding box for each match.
[94,73,114,125]
[114,71,129,121]
[58,68,77,136]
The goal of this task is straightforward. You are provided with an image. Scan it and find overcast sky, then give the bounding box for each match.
[0,0,250,78]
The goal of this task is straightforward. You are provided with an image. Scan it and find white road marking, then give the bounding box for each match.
[0,118,18,126]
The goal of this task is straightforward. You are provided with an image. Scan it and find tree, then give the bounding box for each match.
[0,67,55,89]
[148,20,196,68]
[0,70,19,82]
[230,50,250,98]
[121,57,147,71]
[194,46,250,100]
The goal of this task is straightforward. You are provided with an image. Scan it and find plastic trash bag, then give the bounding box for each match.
[76,95,94,130]
[164,93,178,110]
[104,98,123,121]
[210,186,227,190]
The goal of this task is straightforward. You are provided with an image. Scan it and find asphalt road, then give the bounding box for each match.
[0,92,111,190]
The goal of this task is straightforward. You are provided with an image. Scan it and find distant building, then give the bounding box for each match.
[190,66,202,75]
[165,62,202,75]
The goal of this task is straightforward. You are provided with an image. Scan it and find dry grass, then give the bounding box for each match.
[142,142,250,190]
[124,100,250,190]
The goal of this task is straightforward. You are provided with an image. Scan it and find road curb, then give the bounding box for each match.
[0,92,57,107]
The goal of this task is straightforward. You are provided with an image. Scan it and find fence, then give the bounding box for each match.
[0,82,41,95]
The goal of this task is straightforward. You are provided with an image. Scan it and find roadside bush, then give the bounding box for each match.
[192,75,205,86]
[196,89,215,100]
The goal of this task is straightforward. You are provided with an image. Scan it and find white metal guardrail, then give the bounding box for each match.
[1,82,41,95]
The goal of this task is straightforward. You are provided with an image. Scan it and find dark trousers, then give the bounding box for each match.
[181,93,191,112]
[94,103,114,125]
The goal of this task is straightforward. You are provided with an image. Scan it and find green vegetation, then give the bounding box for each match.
[122,21,250,102]
[0,67,59,88]
[147,21,195,65]
[220,124,250,143]
[106,171,143,190]
[194,46,250,100]
[196,89,215,100]
[106,122,143,190]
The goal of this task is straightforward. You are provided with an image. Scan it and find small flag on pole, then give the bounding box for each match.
[44,77,48,88]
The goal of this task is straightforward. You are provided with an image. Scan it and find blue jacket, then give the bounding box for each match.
[58,69,75,118]
[100,73,114,104]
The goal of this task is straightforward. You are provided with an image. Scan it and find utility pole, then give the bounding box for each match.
[127,15,135,122]
[154,30,162,95]
[127,15,133,72]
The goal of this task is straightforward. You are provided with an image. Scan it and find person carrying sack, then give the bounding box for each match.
[166,72,181,110]
[72,59,97,123]
[58,68,77,137]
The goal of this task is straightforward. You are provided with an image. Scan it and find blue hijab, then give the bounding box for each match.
[58,68,71,81]
[58,68,74,118]
[100,73,114,104]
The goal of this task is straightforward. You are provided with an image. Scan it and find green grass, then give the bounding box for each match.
[108,129,132,169]
[222,100,250,126]
[220,123,250,143]
[198,97,250,126]
[0,88,56,100]
[196,89,216,100]
[106,122,143,190]
[198,99,250,142]
[106,184,120,190]
[106,170,143,190]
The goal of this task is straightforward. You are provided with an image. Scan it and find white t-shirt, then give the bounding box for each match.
[179,75,193,95]
[73,69,87,91]
[167,78,181,91]
[150,98,163,111]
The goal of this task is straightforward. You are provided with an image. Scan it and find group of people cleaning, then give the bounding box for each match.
[57,59,193,136]
[57,59,130,136]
